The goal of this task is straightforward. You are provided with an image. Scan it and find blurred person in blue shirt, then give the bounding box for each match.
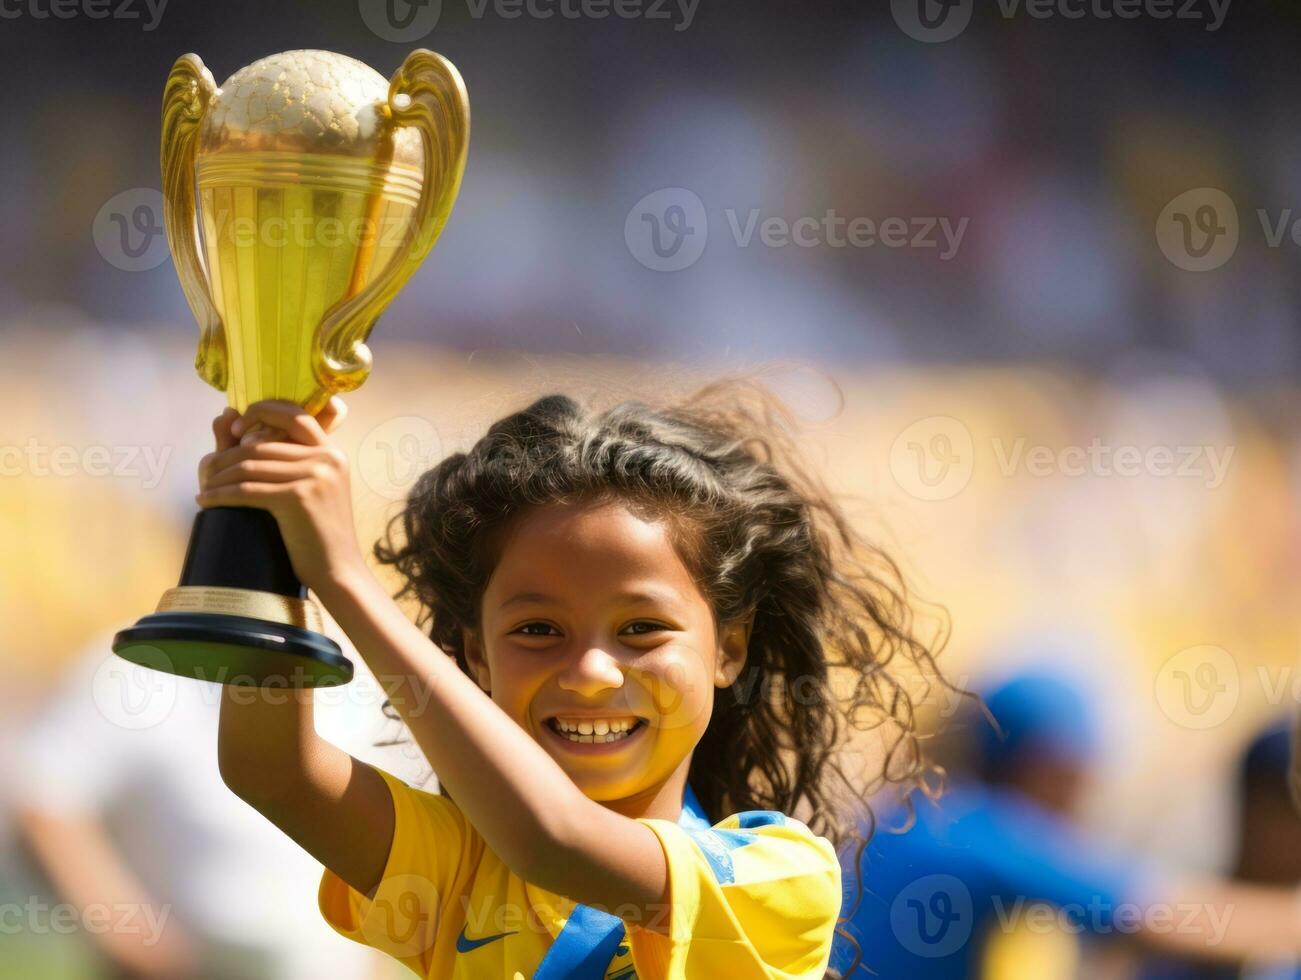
[830,673,1301,979]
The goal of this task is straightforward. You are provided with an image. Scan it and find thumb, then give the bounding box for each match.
[318,396,348,435]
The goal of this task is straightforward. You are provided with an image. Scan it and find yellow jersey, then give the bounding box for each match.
[319,766,841,978]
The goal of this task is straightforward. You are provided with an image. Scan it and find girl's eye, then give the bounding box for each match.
[513,622,560,637]
[622,621,669,636]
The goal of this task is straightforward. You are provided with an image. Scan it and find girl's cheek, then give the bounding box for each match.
[489,652,538,716]
[633,649,712,734]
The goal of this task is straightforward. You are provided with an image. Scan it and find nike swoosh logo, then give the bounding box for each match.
[456,926,518,953]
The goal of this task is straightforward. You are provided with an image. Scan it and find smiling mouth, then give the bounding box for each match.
[544,716,649,745]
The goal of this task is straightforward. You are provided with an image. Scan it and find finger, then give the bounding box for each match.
[196,480,303,509]
[212,407,240,453]
[240,425,290,448]
[205,458,316,489]
[199,442,317,487]
[232,400,328,447]
[317,396,348,435]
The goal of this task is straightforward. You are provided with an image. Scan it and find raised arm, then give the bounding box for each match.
[216,685,393,897]
[203,405,394,898]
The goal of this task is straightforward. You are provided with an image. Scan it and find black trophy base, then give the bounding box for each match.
[114,611,352,688]
[112,506,354,688]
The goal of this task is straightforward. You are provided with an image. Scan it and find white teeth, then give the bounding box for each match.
[550,718,641,744]
[553,717,637,733]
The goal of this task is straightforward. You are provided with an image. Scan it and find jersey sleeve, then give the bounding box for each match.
[627,810,842,979]
[318,765,480,977]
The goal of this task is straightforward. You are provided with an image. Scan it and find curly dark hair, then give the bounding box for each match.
[373,376,952,978]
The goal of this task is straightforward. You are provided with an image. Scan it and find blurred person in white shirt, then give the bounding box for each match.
[10,630,417,980]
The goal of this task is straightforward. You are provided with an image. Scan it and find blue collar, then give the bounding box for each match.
[679,782,712,830]
[531,783,708,979]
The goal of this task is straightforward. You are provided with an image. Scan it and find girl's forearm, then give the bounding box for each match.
[314,562,592,876]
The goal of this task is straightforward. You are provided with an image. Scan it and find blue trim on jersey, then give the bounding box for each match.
[531,787,782,978]
[529,903,628,979]
[680,828,759,885]
[735,810,785,829]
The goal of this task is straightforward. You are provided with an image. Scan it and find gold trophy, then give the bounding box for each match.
[113,49,469,687]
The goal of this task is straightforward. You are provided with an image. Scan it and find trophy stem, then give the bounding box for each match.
[180,507,305,595]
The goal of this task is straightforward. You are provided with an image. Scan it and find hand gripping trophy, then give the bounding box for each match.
[113,49,469,688]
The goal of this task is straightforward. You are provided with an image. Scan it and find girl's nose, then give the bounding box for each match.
[556,646,625,697]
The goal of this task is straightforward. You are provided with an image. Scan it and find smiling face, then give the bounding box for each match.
[462,498,749,818]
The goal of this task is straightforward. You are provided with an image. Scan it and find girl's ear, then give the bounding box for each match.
[714,613,753,687]
[462,627,492,693]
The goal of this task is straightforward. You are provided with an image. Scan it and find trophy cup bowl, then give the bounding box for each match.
[113,49,469,687]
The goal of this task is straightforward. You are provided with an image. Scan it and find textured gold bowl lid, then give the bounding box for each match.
[197,49,422,167]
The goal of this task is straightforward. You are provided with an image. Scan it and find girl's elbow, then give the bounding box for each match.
[504,814,575,890]
[217,742,287,806]
[216,747,259,801]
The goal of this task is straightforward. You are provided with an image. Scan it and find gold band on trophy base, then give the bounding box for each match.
[113,49,469,687]
[155,587,324,633]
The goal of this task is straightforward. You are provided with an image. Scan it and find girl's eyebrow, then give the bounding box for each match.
[501,591,555,608]
[500,587,682,609]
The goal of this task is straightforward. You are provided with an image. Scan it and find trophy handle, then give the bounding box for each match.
[312,50,470,405]
[161,54,226,394]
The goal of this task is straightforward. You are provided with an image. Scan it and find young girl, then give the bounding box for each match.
[202,380,940,979]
